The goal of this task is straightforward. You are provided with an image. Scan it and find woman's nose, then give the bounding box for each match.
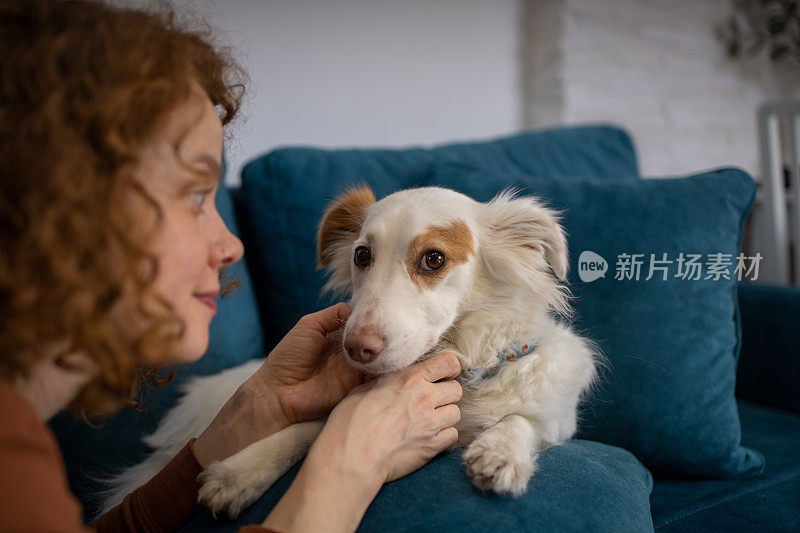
[212,223,244,269]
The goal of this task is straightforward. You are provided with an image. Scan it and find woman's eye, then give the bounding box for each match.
[420,250,445,271]
[354,246,372,269]
[189,190,210,210]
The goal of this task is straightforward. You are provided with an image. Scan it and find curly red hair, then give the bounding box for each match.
[0,0,245,413]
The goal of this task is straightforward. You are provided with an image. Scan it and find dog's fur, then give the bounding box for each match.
[102,186,598,518]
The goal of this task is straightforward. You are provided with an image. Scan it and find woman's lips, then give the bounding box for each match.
[194,293,218,314]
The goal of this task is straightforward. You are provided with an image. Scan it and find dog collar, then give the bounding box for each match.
[458,339,539,387]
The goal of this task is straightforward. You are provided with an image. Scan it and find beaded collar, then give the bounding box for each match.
[458,339,539,387]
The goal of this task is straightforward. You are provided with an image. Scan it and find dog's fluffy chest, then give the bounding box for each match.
[443,328,550,446]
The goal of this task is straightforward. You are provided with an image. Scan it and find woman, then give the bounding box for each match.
[0,1,462,532]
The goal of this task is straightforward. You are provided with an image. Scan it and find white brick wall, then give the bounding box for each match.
[522,0,800,178]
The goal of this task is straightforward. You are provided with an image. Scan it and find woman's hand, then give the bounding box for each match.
[193,303,364,466]
[312,351,463,483]
[261,352,463,533]
[250,302,365,427]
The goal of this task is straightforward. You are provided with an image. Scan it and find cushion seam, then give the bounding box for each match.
[654,468,800,529]
[731,173,756,364]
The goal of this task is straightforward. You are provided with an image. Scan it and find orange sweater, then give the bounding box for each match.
[0,381,273,533]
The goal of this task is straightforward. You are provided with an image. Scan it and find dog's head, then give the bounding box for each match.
[318,186,569,374]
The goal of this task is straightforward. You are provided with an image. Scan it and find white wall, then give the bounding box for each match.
[153,0,521,184]
[522,0,800,178]
[117,0,800,184]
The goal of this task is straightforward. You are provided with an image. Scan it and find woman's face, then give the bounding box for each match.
[132,92,244,363]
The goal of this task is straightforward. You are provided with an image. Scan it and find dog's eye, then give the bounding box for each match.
[354,246,372,269]
[420,250,446,271]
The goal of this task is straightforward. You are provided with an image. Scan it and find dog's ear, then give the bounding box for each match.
[318,185,375,266]
[484,191,569,280]
[481,190,570,314]
[317,186,375,291]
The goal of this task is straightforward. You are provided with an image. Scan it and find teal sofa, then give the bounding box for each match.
[51,125,800,532]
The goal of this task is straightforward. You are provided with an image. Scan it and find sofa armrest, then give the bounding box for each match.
[736,281,800,415]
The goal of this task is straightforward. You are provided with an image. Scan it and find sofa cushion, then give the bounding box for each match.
[428,162,764,480]
[650,401,800,531]
[51,184,265,519]
[238,125,639,349]
[183,440,655,533]
[736,282,800,415]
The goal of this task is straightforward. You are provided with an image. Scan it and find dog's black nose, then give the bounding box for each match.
[344,332,383,364]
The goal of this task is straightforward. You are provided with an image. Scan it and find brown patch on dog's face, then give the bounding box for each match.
[407,219,474,290]
[318,186,376,267]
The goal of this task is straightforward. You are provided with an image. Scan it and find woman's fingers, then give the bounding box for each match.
[302,302,352,336]
[434,403,461,429]
[415,352,461,383]
[434,379,462,407]
[432,426,459,450]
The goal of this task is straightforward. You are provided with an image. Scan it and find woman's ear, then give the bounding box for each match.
[317,185,375,293]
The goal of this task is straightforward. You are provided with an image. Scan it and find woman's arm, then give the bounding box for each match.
[195,302,363,467]
[191,381,291,467]
[91,354,298,532]
[257,445,382,533]
[91,439,206,532]
[93,304,362,531]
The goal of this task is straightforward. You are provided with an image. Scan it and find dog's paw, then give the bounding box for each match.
[463,428,535,496]
[197,460,263,519]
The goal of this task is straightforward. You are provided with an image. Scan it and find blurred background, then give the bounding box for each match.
[117,0,800,284]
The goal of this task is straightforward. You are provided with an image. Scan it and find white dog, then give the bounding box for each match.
[102,186,598,518]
